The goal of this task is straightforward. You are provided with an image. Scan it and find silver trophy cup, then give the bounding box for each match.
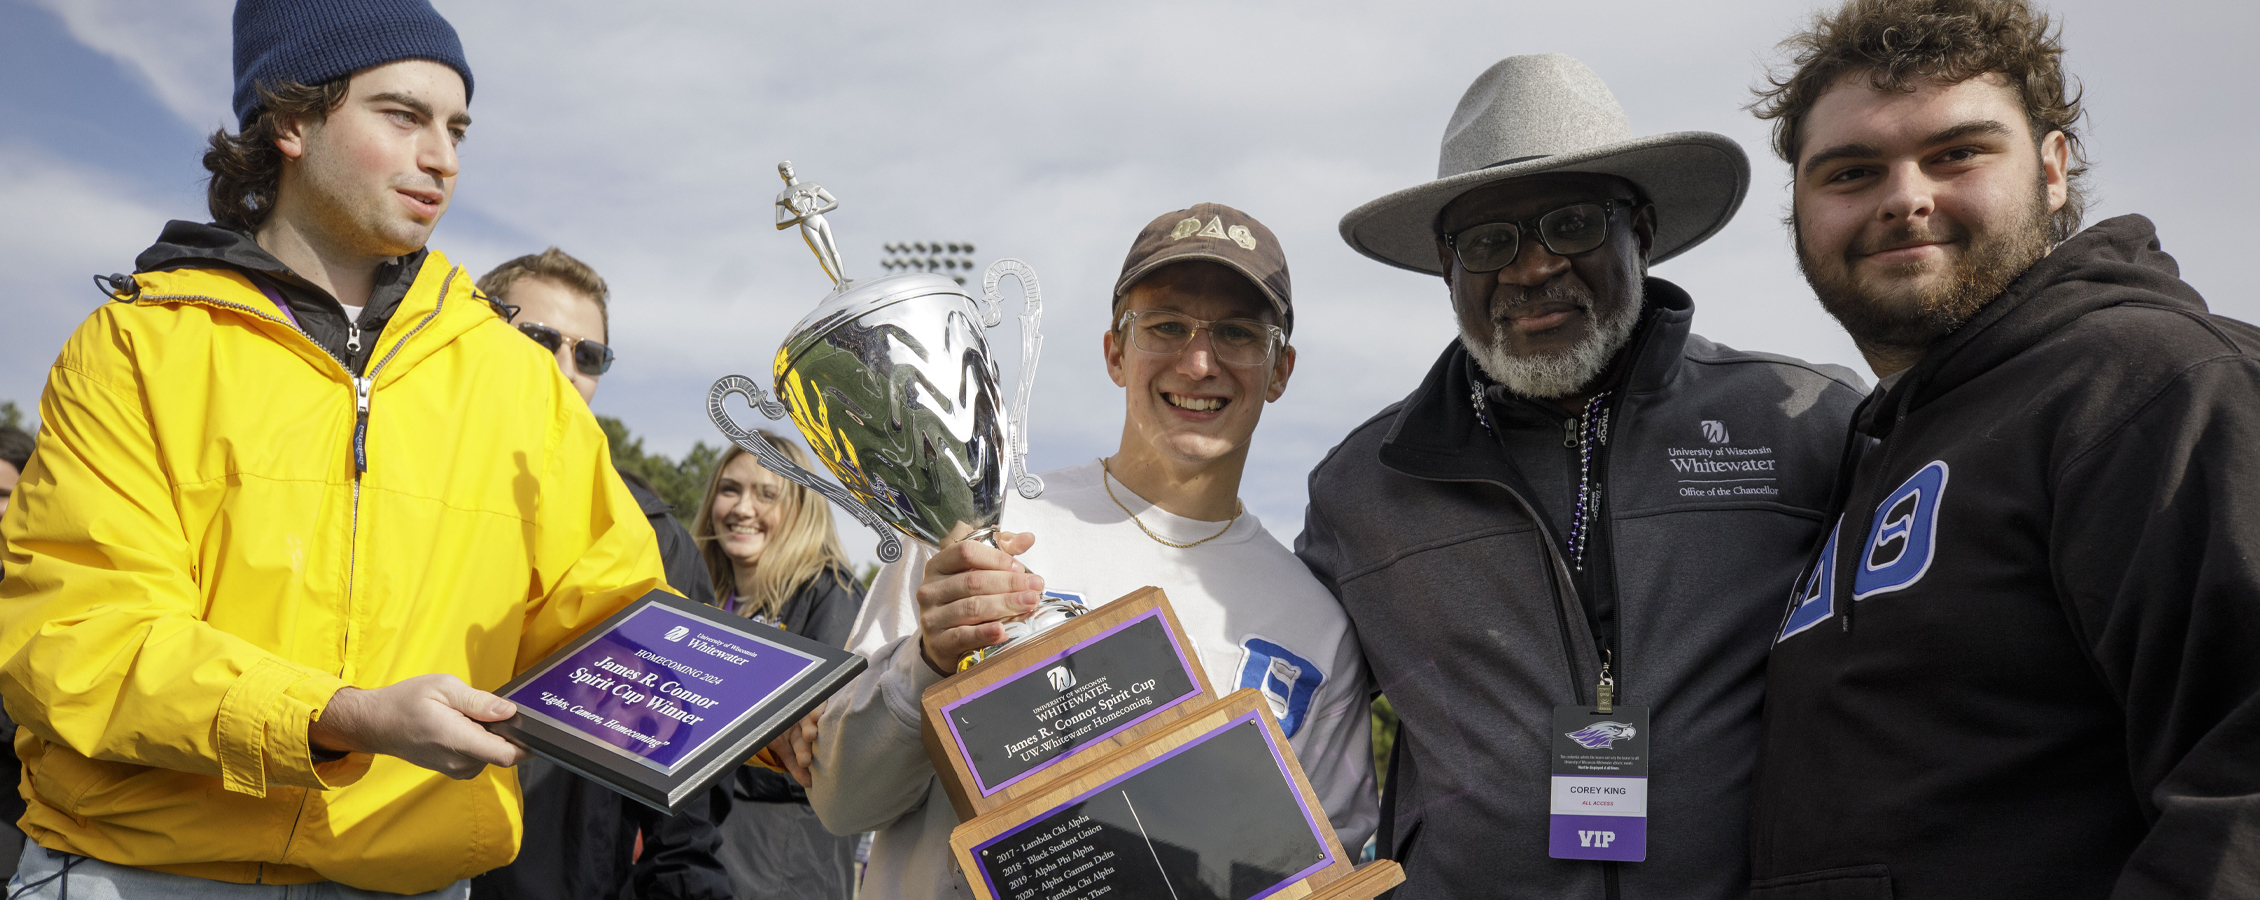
[708,163,1078,668]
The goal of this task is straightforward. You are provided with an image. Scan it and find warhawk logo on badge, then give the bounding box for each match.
[1565,721,1637,749]
[1045,665,1076,693]
[664,625,690,642]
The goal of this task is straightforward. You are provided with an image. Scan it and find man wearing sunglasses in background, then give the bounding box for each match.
[1298,55,1864,899]
[806,204,1376,900]
[470,248,734,900]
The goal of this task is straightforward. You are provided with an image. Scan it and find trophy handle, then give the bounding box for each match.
[707,374,905,564]
[981,258,1045,500]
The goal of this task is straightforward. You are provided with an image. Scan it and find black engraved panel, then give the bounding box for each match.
[971,717,1329,900]
[945,614,1201,793]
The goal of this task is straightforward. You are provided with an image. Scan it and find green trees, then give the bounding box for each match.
[598,416,721,517]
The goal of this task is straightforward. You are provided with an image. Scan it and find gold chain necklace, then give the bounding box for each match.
[1100,458,1242,549]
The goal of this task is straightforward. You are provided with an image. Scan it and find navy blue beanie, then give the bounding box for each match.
[232,0,473,126]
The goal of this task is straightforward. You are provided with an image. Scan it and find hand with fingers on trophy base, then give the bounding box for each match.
[712,160,1079,671]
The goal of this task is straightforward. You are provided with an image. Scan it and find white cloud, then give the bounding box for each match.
[26,0,234,132]
[0,143,177,422]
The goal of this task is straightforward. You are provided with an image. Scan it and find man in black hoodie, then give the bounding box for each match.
[1747,1,2260,897]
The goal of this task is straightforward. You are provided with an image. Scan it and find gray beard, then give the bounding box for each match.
[1463,280,1644,399]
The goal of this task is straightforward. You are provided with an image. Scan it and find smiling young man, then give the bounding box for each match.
[0,2,668,896]
[805,204,1377,900]
[1303,55,1864,899]
[1747,2,2260,898]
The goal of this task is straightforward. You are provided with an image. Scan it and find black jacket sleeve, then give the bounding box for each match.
[624,784,735,900]
[795,571,866,650]
[2053,356,2260,899]
[653,507,716,608]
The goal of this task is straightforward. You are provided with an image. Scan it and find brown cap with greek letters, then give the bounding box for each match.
[1113,203,1292,334]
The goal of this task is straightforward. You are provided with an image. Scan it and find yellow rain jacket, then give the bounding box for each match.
[0,252,666,892]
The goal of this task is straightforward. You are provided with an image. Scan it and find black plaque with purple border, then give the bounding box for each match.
[967,709,1337,900]
[487,590,865,812]
[940,607,1203,799]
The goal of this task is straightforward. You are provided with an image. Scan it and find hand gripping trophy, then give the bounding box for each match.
[713,162,1081,669]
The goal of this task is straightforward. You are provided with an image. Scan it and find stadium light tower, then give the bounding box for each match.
[880,241,978,286]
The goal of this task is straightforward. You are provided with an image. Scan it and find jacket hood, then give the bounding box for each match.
[1865,214,2201,437]
[134,220,297,277]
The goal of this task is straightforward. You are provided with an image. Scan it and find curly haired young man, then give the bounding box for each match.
[1749,2,2260,897]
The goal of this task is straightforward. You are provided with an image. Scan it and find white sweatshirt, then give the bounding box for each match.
[807,460,1378,900]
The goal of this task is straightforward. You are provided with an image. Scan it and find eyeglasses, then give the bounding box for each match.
[1443,199,1635,273]
[1115,309,1285,367]
[516,322,615,376]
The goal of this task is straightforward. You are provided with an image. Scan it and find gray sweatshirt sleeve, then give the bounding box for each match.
[805,549,947,836]
[1291,633,1380,860]
[805,633,946,835]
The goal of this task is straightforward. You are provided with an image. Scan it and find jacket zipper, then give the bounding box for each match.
[338,268,455,660]
[140,275,453,868]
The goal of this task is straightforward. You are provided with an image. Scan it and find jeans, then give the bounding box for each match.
[5,844,471,899]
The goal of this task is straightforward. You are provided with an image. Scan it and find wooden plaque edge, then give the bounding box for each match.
[946,689,1352,900]
[919,585,1217,819]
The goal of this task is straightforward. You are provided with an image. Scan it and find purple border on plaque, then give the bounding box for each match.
[942,607,1204,797]
[968,709,1338,900]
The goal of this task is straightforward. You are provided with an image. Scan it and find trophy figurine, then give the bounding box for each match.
[711,162,1080,668]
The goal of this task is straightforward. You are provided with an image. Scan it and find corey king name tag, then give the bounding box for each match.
[1548,705,1651,862]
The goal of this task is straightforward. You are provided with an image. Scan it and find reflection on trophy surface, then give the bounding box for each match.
[709,161,1080,669]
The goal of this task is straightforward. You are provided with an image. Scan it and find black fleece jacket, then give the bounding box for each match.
[1753,216,2260,899]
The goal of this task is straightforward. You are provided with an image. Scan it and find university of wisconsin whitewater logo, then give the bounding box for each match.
[663,625,690,642]
[1046,665,1076,692]
[1565,721,1637,749]
[1700,420,1729,443]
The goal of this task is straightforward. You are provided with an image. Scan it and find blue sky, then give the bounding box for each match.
[4,0,2254,566]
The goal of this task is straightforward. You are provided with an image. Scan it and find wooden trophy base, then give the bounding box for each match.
[949,690,1403,900]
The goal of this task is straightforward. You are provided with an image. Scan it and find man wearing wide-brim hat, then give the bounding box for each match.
[1296,54,1864,898]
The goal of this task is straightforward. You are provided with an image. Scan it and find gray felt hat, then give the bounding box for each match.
[1339,53,1749,273]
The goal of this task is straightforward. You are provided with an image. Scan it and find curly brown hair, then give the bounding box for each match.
[1751,0,2088,243]
[202,79,350,233]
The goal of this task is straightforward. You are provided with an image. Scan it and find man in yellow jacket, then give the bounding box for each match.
[0,1,667,896]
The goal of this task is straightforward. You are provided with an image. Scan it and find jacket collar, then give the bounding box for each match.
[126,248,486,385]
[134,220,426,328]
[1379,275,1695,480]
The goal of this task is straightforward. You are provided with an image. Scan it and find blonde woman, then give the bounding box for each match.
[691,431,865,900]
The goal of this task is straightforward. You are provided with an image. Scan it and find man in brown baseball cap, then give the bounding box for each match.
[808,203,1376,900]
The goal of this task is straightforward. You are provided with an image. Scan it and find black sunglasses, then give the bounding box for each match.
[516,322,616,376]
[1444,199,1635,273]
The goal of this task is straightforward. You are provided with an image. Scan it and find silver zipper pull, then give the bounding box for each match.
[1596,650,1615,714]
[1563,418,1578,448]
[346,320,362,354]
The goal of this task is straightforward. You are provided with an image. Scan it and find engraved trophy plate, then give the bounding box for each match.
[950,691,1402,900]
[920,587,1217,819]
